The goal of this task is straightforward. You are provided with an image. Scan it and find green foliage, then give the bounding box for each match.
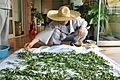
[75,1,111,33]
[31,8,44,22]
[0,51,120,79]
[88,2,99,25]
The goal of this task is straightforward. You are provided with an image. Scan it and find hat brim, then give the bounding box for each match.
[47,10,81,21]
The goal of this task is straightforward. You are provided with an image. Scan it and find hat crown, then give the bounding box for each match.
[47,6,80,21]
[57,6,70,17]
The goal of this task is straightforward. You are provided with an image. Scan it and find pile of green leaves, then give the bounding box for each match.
[0,51,120,80]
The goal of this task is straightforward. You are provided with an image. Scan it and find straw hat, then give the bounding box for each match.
[47,6,80,21]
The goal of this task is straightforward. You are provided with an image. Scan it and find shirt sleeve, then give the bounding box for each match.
[72,16,88,28]
[48,21,55,28]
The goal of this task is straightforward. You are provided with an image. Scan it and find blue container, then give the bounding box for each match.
[0,45,10,59]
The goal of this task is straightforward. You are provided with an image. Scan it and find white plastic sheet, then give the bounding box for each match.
[0,44,120,76]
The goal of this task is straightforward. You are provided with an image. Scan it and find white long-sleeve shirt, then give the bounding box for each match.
[0,0,10,9]
[35,16,88,44]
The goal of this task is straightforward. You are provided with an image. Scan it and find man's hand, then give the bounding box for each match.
[24,38,39,50]
[24,42,34,50]
[78,27,87,36]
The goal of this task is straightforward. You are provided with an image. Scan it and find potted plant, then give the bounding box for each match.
[75,0,111,40]
[31,8,44,25]
[36,13,44,26]
[88,1,111,32]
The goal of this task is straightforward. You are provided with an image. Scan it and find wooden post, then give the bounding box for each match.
[23,0,31,36]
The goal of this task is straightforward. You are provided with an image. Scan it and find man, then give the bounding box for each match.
[0,0,10,46]
[24,6,88,49]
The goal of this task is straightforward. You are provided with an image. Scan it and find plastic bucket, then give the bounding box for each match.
[0,45,10,59]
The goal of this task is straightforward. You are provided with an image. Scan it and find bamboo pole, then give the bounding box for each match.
[97,0,102,44]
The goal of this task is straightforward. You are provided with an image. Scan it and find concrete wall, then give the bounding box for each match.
[14,0,21,21]
[41,0,52,14]
[109,15,120,34]
[32,0,41,13]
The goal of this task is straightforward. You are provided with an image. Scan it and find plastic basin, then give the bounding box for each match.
[0,45,10,59]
